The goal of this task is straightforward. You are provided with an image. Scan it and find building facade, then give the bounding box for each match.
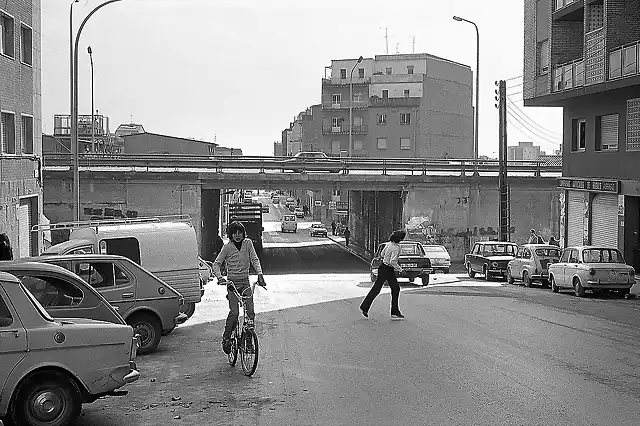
[122,132,241,156]
[507,141,545,160]
[0,0,42,256]
[45,113,121,153]
[524,0,640,271]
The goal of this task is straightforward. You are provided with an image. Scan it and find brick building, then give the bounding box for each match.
[524,0,640,270]
[0,0,42,256]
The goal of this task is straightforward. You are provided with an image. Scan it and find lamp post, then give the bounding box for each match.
[69,0,78,217]
[349,56,363,158]
[72,0,123,220]
[88,46,95,153]
[453,16,479,175]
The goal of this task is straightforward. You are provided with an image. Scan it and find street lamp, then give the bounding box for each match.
[69,0,78,216]
[72,0,123,220]
[453,15,479,175]
[349,56,363,158]
[88,46,95,153]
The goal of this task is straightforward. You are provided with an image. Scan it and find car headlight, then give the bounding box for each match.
[491,262,498,268]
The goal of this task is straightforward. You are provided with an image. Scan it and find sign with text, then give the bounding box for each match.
[557,177,619,194]
[328,201,337,210]
[314,200,322,206]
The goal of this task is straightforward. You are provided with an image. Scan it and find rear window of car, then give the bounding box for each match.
[482,244,516,256]
[582,249,625,264]
[312,224,324,228]
[283,216,295,221]
[535,248,561,257]
[400,244,425,256]
[423,246,446,253]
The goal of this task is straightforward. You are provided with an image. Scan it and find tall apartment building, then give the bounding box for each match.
[0,1,42,256]
[507,141,545,160]
[319,53,473,158]
[524,0,640,270]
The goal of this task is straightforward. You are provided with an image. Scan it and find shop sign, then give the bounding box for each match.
[557,177,619,194]
[328,201,337,210]
[314,200,322,206]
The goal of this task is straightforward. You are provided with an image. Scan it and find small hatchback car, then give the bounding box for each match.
[507,244,562,287]
[465,241,518,281]
[310,223,328,237]
[281,214,298,233]
[0,271,139,426]
[371,241,433,286]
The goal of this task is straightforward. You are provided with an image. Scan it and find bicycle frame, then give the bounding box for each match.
[224,279,262,376]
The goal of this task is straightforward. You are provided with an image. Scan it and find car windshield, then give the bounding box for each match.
[582,248,625,264]
[400,244,425,256]
[535,248,561,257]
[482,244,516,256]
[312,224,324,228]
[423,246,446,253]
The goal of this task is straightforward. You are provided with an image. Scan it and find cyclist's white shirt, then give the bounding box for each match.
[212,238,263,281]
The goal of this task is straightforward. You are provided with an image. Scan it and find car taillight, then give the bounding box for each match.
[589,268,596,276]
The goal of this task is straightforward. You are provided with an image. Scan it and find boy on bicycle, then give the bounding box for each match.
[212,221,266,354]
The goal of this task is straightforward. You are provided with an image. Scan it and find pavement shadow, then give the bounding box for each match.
[356,281,423,289]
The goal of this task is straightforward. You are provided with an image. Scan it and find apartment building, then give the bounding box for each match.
[319,53,473,158]
[0,0,42,256]
[507,141,545,160]
[524,0,640,270]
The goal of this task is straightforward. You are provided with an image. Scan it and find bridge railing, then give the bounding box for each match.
[42,153,561,177]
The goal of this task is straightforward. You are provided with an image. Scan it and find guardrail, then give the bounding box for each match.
[42,153,562,177]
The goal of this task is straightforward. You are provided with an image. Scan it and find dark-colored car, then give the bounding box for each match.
[465,241,518,281]
[284,151,342,173]
[370,241,432,286]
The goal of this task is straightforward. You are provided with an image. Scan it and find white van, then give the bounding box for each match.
[281,214,297,233]
[40,217,202,318]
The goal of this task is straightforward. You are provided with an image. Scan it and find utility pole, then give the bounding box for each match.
[495,80,510,242]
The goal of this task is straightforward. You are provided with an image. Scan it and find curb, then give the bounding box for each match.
[326,235,371,264]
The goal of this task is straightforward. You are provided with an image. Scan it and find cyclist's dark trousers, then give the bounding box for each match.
[360,264,401,314]
[223,277,254,339]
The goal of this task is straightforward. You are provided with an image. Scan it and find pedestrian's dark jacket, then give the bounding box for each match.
[0,235,13,261]
[344,229,351,237]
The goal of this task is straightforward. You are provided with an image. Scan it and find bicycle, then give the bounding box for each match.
[220,278,265,376]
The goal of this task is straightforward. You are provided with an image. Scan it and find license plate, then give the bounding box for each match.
[403,263,418,268]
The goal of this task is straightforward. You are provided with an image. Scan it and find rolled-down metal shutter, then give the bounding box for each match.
[591,194,618,248]
[567,191,585,246]
[17,201,32,258]
[601,114,619,150]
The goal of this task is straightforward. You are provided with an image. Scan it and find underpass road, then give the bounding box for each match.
[70,215,640,426]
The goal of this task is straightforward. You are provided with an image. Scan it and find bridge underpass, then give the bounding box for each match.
[42,155,561,262]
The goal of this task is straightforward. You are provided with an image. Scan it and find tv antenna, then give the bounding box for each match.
[380,27,389,54]
[396,42,399,54]
[411,35,415,53]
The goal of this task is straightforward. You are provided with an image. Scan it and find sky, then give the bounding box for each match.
[41,0,563,157]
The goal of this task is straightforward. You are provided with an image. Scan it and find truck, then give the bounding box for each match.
[228,201,264,254]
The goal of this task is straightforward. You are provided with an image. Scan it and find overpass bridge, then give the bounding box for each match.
[42,154,563,261]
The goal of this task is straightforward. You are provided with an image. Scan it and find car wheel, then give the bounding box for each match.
[421,274,430,286]
[574,278,586,297]
[8,371,82,426]
[551,276,559,293]
[507,268,514,284]
[467,263,475,278]
[128,313,162,354]
[370,273,377,283]
[180,301,196,319]
[523,271,532,287]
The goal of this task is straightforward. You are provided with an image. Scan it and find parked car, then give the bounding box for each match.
[281,214,297,233]
[284,151,342,173]
[272,195,280,204]
[507,244,561,287]
[0,271,140,426]
[465,241,518,281]
[294,207,304,218]
[547,246,636,297]
[261,204,270,213]
[33,254,188,353]
[370,241,432,286]
[309,223,328,237]
[421,245,452,273]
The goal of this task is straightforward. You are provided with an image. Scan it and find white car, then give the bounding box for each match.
[422,245,452,273]
[309,223,328,237]
[281,214,297,233]
[547,246,635,297]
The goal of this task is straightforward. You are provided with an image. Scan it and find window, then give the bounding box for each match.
[353,92,362,102]
[516,248,523,258]
[114,265,132,286]
[20,24,31,65]
[332,93,341,105]
[571,119,586,151]
[610,49,622,79]
[537,39,549,75]
[353,140,363,151]
[0,294,13,327]
[353,116,363,129]
[407,65,414,74]
[377,138,387,150]
[400,113,411,125]
[523,249,532,259]
[358,68,365,78]
[1,12,14,58]
[21,115,33,154]
[623,45,637,76]
[382,89,388,99]
[404,89,410,98]
[568,249,579,263]
[20,275,83,308]
[75,262,115,289]
[400,138,411,150]
[377,114,387,125]
[331,117,343,129]
[582,248,625,263]
[340,68,347,79]
[595,114,618,151]
[1,111,16,154]
[385,67,392,75]
[560,249,570,263]
[103,237,141,264]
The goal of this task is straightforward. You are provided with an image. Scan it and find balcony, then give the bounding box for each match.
[553,0,584,19]
[371,73,424,84]
[608,39,640,81]
[321,100,369,110]
[322,123,368,135]
[584,27,606,85]
[552,58,584,92]
[322,77,371,86]
[368,96,421,108]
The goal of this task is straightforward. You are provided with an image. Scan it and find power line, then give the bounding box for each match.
[506,97,562,138]
[505,74,523,81]
[506,110,561,148]
[506,116,561,152]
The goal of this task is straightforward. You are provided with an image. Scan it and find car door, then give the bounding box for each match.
[512,248,523,278]
[0,286,28,393]
[565,249,580,287]
[522,248,533,278]
[555,249,571,287]
[73,260,137,317]
[469,244,479,271]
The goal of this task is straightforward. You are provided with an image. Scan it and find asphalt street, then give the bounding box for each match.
[49,196,640,425]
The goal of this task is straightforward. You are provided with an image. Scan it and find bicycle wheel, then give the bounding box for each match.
[240,329,259,376]
[227,329,238,366]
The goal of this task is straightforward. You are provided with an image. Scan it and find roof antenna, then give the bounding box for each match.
[379,27,388,54]
[396,42,399,54]
[412,35,415,53]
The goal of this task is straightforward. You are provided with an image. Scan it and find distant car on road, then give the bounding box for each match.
[294,207,304,218]
[261,204,270,213]
[370,241,432,286]
[284,151,342,173]
[507,244,561,287]
[309,223,328,237]
[547,246,635,297]
[465,241,518,281]
[281,214,297,233]
[272,196,280,204]
[421,245,452,273]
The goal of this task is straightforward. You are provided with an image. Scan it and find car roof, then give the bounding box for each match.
[523,244,560,248]
[0,271,20,284]
[0,260,87,279]
[476,241,517,245]
[32,254,134,262]
[565,246,621,250]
